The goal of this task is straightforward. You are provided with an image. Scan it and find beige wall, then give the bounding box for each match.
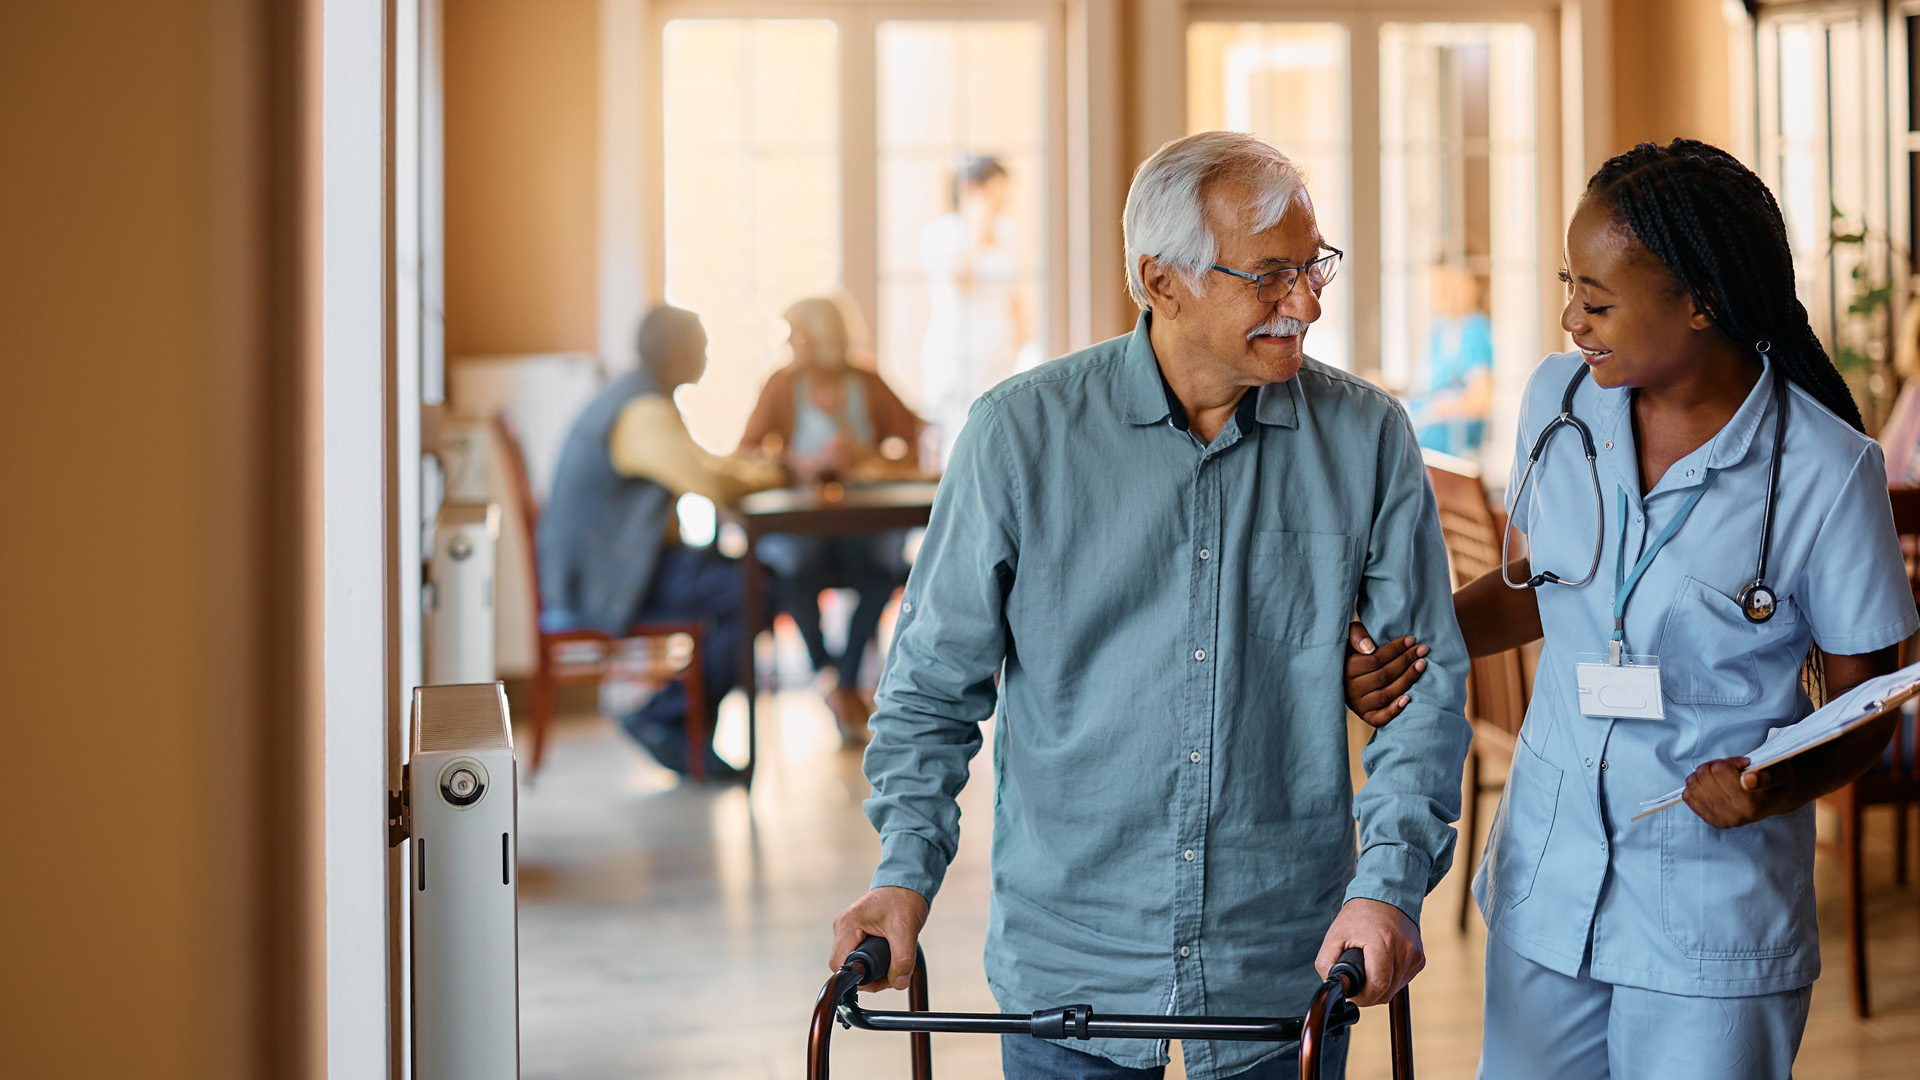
[0,2,317,1077]
[1612,0,1736,153]
[445,0,602,359]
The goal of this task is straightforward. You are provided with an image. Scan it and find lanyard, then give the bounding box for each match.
[1610,473,1718,663]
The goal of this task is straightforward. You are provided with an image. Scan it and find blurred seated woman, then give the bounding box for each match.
[739,297,931,742]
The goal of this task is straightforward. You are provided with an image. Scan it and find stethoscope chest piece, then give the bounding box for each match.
[1738,580,1778,623]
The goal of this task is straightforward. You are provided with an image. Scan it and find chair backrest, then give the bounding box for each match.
[1878,486,1920,783]
[1888,485,1920,598]
[489,413,549,623]
[1425,453,1527,740]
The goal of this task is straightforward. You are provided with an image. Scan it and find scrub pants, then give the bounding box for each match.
[1478,936,1810,1080]
[1002,1034,1347,1080]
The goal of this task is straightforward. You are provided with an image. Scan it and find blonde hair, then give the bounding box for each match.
[784,297,850,369]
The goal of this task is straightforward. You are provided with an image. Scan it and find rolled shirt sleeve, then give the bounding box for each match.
[862,400,1020,902]
[1345,405,1475,921]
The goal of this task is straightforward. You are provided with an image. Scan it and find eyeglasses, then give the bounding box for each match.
[1209,245,1344,303]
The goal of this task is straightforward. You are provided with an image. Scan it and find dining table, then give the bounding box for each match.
[727,480,940,784]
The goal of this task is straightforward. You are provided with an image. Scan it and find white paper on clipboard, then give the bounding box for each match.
[1631,661,1920,821]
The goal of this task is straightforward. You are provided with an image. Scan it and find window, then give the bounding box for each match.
[662,18,841,451]
[1380,22,1538,466]
[1188,10,1555,476]
[1188,22,1353,371]
[1758,6,1899,427]
[653,8,1061,457]
[877,19,1049,457]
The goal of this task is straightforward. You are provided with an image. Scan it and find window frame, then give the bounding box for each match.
[1749,0,1899,427]
[1187,1,1571,484]
[645,0,1073,376]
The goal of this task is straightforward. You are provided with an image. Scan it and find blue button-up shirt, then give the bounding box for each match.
[1475,352,1918,997]
[864,313,1472,1078]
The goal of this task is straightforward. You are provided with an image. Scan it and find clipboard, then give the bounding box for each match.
[1631,663,1920,822]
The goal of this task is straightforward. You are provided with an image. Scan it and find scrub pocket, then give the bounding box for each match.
[1660,804,1812,959]
[1483,733,1562,911]
[1659,576,1796,706]
[1247,531,1359,647]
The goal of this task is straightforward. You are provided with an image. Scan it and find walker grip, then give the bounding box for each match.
[846,936,893,985]
[1328,947,1367,998]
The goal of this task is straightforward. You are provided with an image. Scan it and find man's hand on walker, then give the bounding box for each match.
[1344,621,1429,729]
[830,885,930,992]
[1314,897,1424,1007]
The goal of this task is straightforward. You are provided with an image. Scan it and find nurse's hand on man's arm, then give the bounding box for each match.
[1314,897,1424,1007]
[1344,621,1430,728]
[829,886,930,992]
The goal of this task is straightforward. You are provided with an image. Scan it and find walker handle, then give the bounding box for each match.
[1328,947,1367,999]
[845,936,893,986]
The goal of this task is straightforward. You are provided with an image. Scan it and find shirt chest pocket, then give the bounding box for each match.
[1658,575,1801,706]
[1247,531,1360,648]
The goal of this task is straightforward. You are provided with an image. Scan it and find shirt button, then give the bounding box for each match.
[1179,945,1191,958]
[1600,759,1610,770]
[1584,757,1592,767]
[1194,649,1206,661]
[1199,548,1211,561]
[1189,751,1202,763]
[901,601,912,613]
[1604,440,1614,450]
[1686,469,1696,477]
[1183,849,1195,861]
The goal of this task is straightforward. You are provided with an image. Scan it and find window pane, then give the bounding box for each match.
[1188,22,1353,370]
[876,19,1048,462]
[1380,22,1537,470]
[663,19,840,451]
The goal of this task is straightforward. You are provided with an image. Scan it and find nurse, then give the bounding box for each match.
[1344,138,1919,1078]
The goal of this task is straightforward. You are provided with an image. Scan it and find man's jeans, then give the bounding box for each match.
[621,546,750,759]
[1000,1034,1347,1080]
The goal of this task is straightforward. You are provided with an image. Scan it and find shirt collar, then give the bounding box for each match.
[1120,309,1301,430]
[1593,354,1779,494]
[1702,355,1779,470]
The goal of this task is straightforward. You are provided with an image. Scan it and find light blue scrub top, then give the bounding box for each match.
[1474,352,1918,997]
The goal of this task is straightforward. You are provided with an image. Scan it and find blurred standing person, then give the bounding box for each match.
[739,298,929,742]
[1405,261,1494,458]
[919,154,1037,463]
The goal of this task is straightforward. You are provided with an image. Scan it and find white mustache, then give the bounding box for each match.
[1247,314,1309,340]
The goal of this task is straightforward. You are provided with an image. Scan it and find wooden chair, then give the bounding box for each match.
[1423,452,1531,932]
[490,415,711,779]
[1814,484,1920,1016]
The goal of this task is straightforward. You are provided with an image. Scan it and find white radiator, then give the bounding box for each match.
[425,501,501,685]
[409,682,519,1080]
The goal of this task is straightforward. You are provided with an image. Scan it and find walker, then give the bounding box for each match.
[807,936,1414,1080]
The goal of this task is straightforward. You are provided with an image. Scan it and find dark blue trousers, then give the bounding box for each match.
[1000,1034,1347,1080]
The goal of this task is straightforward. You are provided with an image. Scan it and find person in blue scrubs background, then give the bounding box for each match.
[1344,139,1920,1079]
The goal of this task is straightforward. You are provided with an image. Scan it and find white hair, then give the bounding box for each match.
[1123,131,1306,309]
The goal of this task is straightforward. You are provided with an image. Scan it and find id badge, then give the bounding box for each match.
[1575,653,1665,719]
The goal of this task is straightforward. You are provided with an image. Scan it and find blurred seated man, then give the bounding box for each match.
[537,305,784,778]
[738,297,930,742]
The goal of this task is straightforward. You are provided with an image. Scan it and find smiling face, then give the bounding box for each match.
[1153,179,1325,389]
[1560,198,1718,391]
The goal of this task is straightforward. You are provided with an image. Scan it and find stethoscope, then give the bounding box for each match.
[1500,343,1789,624]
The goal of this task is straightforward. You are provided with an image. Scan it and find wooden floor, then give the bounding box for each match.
[516,686,1920,1079]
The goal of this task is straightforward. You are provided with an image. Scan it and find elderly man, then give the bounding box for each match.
[828,131,1472,1079]
[538,305,783,779]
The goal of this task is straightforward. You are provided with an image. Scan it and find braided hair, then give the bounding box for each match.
[1584,138,1864,432]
